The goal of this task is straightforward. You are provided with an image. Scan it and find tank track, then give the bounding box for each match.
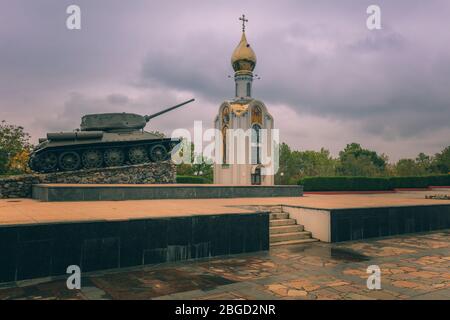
[29,139,179,173]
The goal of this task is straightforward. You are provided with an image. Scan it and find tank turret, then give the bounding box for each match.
[29,99,195,173]
[80,98,195,132]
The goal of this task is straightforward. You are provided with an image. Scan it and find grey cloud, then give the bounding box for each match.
[107,94,130,106]
[139,17,450,140]
[0,0,449,160]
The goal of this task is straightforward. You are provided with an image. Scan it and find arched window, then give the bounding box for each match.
[246,82,251,97]
[235,83,238,97]
[251,124,261,165]
[222,126,228,164]
[251,105,262,125]
[222,107,230,125]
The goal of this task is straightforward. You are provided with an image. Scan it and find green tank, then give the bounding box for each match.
[29,98,195,173]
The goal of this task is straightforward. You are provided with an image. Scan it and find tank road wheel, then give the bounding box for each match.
[149,144,168,162]
[128,146,148,164]
[104,148,125,167]
[38,152,58,172]
[58,151,81,171]
[81,149,103,169]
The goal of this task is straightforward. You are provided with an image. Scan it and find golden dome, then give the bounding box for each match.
[231,32,257,72]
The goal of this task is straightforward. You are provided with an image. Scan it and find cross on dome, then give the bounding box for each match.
[239,14,248,32]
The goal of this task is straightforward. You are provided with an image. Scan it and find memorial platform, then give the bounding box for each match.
[32,184,303,202]
[0,200,270,283]
[1,189,449,284]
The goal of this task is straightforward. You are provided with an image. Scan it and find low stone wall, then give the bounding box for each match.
[32,185,304,202]
[0,212,269,283]
[0,161,176,199]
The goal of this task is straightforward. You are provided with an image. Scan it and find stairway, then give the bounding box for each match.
[269,206,318,247]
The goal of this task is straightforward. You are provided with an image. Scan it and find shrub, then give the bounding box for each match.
[298,175,450,191]
[389,176,429,189]
[426,174,450,186]
[298,176,390,191]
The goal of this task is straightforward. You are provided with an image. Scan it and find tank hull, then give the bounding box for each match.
[29,131,180,173]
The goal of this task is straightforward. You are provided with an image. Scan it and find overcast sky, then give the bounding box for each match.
[0,0,449,162]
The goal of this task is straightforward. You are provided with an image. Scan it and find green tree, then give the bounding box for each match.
[337,143,387,176]
[432,146,450,174]
[296,148,336,178]
[275,143,337,184]
[0,120,32,174]
[0,150,8,174]
[337,154,381,176]
[416,152,432,169]
[176,141,213,182]
[275,143,292,184]
[394,158,426,176]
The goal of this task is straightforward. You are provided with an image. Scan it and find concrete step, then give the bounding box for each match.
[269,219,296,227]
[270,224,304,234]
[269,212,289,220]
[270,238,319,247]
[270,231,312,243]
[266,205,283,213]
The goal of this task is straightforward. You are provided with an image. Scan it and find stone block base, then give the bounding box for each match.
[0,162,176,199]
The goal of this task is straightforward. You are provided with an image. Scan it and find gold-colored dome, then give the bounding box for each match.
[231,32,257,72]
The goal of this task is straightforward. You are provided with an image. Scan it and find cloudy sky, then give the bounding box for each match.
[0,0,449,162]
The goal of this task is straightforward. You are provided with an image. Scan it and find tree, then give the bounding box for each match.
[394,158,426,176]
[0,120,32,174]
[337,154,381,176]
[275,143,337,184]
[175,141,213,182]
[432,146,450,174]
[191,154,213,181]
[337,143,387,176]
[8,150,31,173]
[275,143,292,184]
[416,152,431,168]
[296,148,336,178]
[0,150,8,175]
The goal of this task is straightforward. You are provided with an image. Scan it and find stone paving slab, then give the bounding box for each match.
[1,190,450,226]
[1,230,448,300]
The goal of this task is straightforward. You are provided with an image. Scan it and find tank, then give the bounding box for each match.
[29,98,195,173]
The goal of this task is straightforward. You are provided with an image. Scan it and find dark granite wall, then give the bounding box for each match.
[33,184,304,202]
[0,213,269,283]
[330,205,450,242]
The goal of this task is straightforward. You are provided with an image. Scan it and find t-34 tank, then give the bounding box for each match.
[29,98,195,173]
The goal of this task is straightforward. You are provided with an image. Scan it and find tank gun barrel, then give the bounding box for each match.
[144,98,195,122]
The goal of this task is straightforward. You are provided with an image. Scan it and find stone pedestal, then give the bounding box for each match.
[0,161,176,199]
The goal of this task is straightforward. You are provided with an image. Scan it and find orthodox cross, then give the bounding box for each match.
[239,14,248,32]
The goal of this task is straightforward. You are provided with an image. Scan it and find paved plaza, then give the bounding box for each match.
[1,189,450,226]
[1,229,449,300]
